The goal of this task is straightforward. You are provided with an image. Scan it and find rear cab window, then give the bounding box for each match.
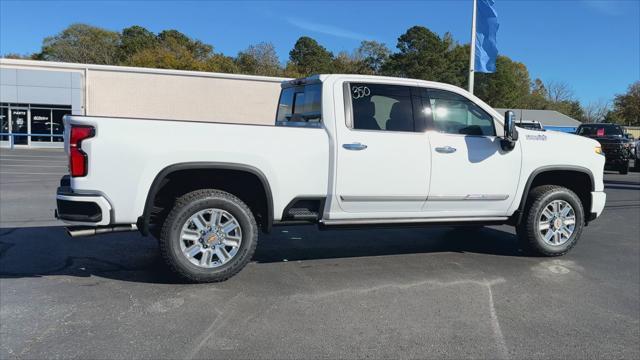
[346,82,421,132]
[276,83,322,128]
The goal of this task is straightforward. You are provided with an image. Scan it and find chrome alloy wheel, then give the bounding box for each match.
[179,208,242,268]
[538,200,576,246]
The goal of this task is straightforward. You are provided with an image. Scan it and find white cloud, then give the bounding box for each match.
[285,18,373,41]
[583,0,622,16]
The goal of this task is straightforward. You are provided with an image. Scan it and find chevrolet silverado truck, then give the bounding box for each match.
[576,123,634,174]
[56,75,606,282]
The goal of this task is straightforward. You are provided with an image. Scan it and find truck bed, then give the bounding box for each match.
[64,115,329,224]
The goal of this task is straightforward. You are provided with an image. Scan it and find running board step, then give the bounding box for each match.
[286,208,319,221]
[321,217,509,226]
[66,224,138,237]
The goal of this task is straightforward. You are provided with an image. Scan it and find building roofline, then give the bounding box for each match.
[0,58,290,84]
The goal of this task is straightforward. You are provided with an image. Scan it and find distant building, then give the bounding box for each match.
[495,108,581,133]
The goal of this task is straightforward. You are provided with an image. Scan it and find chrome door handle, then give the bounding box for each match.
[343,143,368,151]
[435,146,457,154]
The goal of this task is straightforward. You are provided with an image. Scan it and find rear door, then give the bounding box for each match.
[334,81,431,215]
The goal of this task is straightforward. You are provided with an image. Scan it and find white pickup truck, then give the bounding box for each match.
[56,74,606,282]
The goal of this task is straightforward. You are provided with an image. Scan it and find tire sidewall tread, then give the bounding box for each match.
[159,189,258,283]
[517,185,584,257]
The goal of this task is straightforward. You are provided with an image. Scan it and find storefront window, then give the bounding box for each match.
[0,104,70,145]
[10,108,28,145]
[52,109,69,142]
[31,108,52,142]
[0,108,8,141]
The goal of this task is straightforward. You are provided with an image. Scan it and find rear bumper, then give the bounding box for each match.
[56,176,112,226]
[589,191,606,221]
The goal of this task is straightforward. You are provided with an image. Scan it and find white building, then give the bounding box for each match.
[0,59,286,148]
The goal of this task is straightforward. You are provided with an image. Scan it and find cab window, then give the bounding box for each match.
[349,83,416,132]
[276,84,322,127]
[426,89,496,136]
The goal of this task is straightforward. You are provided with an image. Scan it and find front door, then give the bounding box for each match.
[422,89,521,217]
[10,108,29,146]
[335,82,431,215]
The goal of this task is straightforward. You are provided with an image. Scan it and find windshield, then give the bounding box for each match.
[577,125,623,137]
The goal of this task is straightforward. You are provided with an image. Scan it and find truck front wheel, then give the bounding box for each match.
[516,185,584,256]
[159,189,258,282]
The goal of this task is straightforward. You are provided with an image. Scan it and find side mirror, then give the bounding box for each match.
[501,110,518,151]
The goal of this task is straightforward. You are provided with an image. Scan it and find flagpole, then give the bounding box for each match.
[468,0,477,94]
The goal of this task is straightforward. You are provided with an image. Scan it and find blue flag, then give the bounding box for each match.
[475,0,499,73]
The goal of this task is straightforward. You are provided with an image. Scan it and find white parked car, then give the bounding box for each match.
[56,74,606,282]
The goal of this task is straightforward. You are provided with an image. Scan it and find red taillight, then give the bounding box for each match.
[69,125,94,177]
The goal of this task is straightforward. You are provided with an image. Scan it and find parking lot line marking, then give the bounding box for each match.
[0,163,67,166]
[0,164,67,168]
[0,171,67,175]
[485,281,509,360]
[0,159,65,162]
[0,155,65,158]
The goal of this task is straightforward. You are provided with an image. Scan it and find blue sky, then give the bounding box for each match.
[1,0,638,105]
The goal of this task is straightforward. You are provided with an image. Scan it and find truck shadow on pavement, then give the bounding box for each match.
[0,225,524,284]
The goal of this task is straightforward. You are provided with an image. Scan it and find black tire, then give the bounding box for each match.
[516,185,584,257]
[619,161,629,175]
[159,189,258,283]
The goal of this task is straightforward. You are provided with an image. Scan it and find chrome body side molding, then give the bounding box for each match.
[340,195,426,202]
[427,194,509,201]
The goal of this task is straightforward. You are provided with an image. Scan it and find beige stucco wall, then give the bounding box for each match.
[87,70,283,125]
[1,59,287,125]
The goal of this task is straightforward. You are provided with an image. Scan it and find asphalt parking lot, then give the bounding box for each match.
[1,148,639,359]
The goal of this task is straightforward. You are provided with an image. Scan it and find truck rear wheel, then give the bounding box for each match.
[159,189,258,283]
[516,185,584,257]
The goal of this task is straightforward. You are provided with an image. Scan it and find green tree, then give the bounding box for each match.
[205,54,239,74]
[331,51,365,74]
[382,26,464,86]
[521,78,549,109]
[125,29,234,72]
[474,56,532,108]
[39,23,120,65]
[2,53,38,60]
[157,30,213,61]
[354,40,390,75]
[607,81,640,126]
[119,25,157,62]
[236,42,282,76]
[288,36,334,76]
[443,43,470,88]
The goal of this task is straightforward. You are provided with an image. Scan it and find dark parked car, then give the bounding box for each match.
[576,123,634,174]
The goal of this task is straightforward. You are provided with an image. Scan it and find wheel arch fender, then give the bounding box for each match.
[138,162,274,236]
[515,165,595,225]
